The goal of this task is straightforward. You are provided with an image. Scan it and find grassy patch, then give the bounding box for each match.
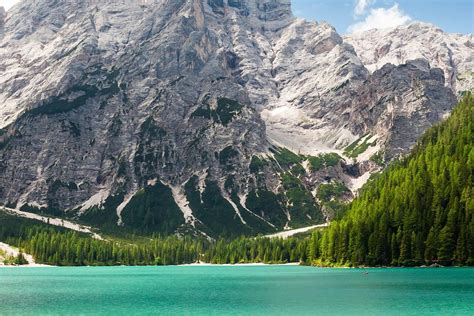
[291,164,306,177]
[307,153,342,172]
[317,182,350,202]
[281,173,323,226]
[370,151,385,166]
[270,147,303,168]
[316,182,350,219]
[249,156,267,173]
[344,134,377,158]
[191,103,213,120]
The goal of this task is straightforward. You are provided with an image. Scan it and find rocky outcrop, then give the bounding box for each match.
[0,0,462,237]
[346,59,457,160]
[345,22,473,94]
[0,7,5,26]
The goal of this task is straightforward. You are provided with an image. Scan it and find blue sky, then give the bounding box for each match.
[293,0,473,34]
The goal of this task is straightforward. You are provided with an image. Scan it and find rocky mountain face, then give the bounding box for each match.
[0,7,5,27]
[345,22,473,94]
[0,0,466,237]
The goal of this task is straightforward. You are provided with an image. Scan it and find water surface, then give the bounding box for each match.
[0,266,473,315]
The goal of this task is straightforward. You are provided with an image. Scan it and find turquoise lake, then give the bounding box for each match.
[0,266,473,315]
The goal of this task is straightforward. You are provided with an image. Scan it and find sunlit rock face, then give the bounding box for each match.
[0,0,462,236]
[345,22,473,94]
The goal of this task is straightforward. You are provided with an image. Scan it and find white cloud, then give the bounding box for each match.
[348,4,412,33]
[354,0,376,16]
[0,0,20,11]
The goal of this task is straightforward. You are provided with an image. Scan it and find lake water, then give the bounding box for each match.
[0,266,473,315]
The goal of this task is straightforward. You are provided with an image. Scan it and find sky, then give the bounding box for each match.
[1,0,473,34]
[293,0,473,34]
[0,0,17,11]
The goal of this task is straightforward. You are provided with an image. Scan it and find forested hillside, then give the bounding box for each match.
[309,94,473,266]
[0,210,310,266]
[0,95,471,267]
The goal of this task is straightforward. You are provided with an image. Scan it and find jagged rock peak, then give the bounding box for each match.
[207,0,292,20]
[345,21,473,94]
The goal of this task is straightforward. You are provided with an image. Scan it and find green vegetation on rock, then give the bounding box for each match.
[79,193,124,229]
[370,151,385,166]
[270,147,302,168]
[317,182,350,219]
[344,134,377,158]
[317,182,350,203]
[191,98,244,126]
[249,156,267,173]
[185,176,249,237]
[311,94,474,267]
[2,96,470,267]
[219,146,239,166]
[26,68,121,116]
[307,153,342,172]
[281,173,323,226]
[121,182,185,234]
[216,98,244,126]
[246,189,287,228]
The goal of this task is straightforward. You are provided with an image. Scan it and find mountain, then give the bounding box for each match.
[0,7,5,27]
[345,22,473,94]
[0,0,468,237]
[313,94,473,266]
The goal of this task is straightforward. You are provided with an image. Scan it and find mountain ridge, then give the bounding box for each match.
[0,0,470,237]
[345,21,473,94]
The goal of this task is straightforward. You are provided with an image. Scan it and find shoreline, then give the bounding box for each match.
[178,262,301,267]
[0,242,50,268]
[1,262,470,269]
[0,262,302,268]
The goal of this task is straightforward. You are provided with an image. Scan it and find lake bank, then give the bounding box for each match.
[0,242,50,267]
